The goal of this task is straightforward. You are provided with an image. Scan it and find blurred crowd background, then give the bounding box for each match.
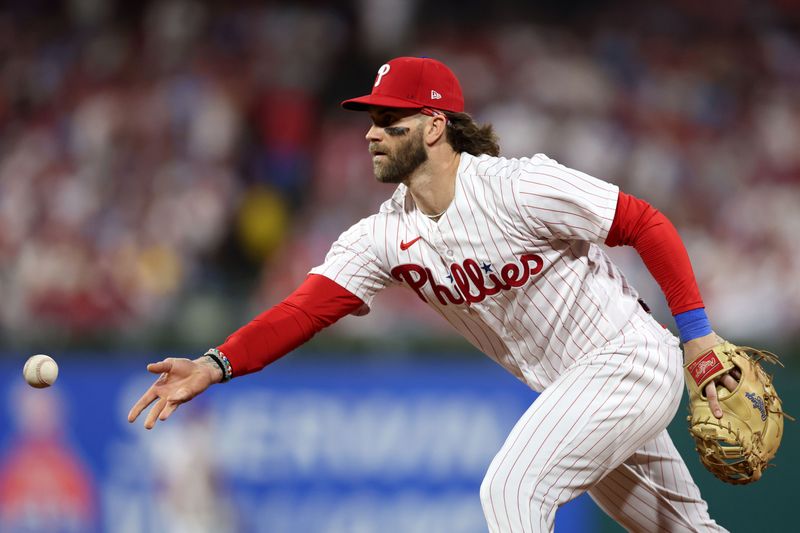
[1,0,799,352]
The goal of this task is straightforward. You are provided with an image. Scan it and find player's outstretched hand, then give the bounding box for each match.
[682,332,740,419]
[127,357,222,429]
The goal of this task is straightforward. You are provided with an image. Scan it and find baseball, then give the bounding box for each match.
[23,354,59,388]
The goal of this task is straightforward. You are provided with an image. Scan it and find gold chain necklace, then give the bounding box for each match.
[423,208,447,219]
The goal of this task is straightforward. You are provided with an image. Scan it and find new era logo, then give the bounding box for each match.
[431,90,442,100]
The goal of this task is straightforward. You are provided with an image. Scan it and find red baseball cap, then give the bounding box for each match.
[341,57,464,113]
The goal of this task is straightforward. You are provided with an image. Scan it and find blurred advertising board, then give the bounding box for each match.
[0,354,596,533]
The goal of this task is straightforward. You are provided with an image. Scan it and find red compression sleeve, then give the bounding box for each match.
[218,274,364,376]
[605,191,704,315]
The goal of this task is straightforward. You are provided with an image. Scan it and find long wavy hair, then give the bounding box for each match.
[443,111,500,157]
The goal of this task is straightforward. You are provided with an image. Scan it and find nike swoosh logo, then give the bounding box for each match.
[400,236,422,251]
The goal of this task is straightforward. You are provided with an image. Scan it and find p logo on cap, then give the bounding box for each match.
[374,64,391,87]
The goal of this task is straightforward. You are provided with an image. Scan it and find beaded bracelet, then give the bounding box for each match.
[204,348,233,382]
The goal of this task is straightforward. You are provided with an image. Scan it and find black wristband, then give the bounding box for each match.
[204,348,232,382]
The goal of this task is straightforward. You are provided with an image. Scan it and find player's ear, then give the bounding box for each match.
[423,113,448,145]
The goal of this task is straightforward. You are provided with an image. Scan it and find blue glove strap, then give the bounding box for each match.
[674,308,712,343]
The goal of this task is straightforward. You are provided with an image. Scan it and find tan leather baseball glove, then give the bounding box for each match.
[684,341,790,484]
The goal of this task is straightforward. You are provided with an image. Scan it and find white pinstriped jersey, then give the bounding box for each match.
[310,152,646,391]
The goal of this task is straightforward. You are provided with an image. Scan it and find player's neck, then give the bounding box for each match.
[407,151,461,218]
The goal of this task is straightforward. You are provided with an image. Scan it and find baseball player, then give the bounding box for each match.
[129,57,736,532]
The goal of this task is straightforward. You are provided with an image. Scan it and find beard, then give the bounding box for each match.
[372,126,428,184]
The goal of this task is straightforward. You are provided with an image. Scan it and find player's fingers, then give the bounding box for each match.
[705,382,723,419]
[730,368,741,380]
[128,388,159,423]
[144,397,168,430]
[146,359,173,374]
[159,400,180,421]
[720,373,738,393]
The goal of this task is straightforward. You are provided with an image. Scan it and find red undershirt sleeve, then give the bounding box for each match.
[604,190,704,315]
[218,274,365,377]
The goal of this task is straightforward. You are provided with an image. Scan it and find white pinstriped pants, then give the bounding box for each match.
[480,308,727,532]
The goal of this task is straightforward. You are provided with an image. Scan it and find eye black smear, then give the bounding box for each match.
[384,126,409,137]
